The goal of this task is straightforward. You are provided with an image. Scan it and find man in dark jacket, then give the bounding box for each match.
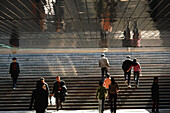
[52,76,61,111]
[9,57,20,89]
[122,56,132,88]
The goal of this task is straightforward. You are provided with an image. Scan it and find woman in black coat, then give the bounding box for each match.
[29,80,49,113]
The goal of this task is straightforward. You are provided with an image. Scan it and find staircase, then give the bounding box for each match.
[0,51,170,110]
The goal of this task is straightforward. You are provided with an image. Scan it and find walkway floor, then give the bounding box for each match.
[0,109,170,113]
[0,47,170,54]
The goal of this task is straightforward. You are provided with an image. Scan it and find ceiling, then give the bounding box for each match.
[0,0,169,49]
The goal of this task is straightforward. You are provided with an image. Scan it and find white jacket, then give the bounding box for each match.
[99,57,109,68]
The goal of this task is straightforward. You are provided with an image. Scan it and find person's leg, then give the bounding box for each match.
[59,98,63,109]
[36,109,40,113]
[105,68,108,76]
[134,72,137,85]
[136,71,139,87]
[152,101,155,113]
[60,102,63,109]
[36,108,45,113]
[101,98,105,113]
[101,68,105,81]
[124,72,127,85]
[156,101,159,112]
[98,99,102,113]
[35,108,41,113]
[12,77,15,88]
[114,94,117,113]
[56,96,59,110]
[127,72,131,87]
[14,76,18,88]
[110,94,113,113]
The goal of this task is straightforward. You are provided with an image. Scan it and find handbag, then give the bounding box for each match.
[51,96,56,105]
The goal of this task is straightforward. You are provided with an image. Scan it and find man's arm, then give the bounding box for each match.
[106,58,109,67]
[29,90,35,109]
[9,63,12,74]
[17,63,20,73]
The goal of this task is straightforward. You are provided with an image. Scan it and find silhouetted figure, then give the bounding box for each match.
[124,26,130,40]
[123,25,131,47]
[95,80,107,113]
[99,53,110,81]
[122,56,133,88]
[9,57,20,89]
[132,21,140,47]
[108,77,119,113]
[127,58,141,87]
[29,78,49,113]
[151,77,159,113]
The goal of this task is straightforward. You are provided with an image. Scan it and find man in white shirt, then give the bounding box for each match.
[99,53,110,81]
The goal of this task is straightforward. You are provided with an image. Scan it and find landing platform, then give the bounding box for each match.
[0,47,170,54]
[0,109,170,113]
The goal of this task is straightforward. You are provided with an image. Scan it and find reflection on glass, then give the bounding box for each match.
[32,0,47,31]
[123,20,141,47]
[94,0,118,47]
[52,0,65,32]
[9,29,19,48]
[9,29,19,54]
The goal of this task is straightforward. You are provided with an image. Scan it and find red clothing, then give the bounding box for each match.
[103,78,111,89]
[130,63,141,72]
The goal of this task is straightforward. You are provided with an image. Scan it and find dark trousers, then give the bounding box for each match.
[134,71,139,86]
[55,96,60,110]
[101,67,108,81]
[98,98,105,113]
[110,94,117,113]
[12,76,18,88]
[36,108,45,113]
[124,71,131,85]
[152,101,159,112]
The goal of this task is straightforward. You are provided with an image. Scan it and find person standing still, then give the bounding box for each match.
[99,53,110,82]
[9,57,20,89]
[122,56,133,88]
[151,77,159,113]
[108,77,119,113]
[95,80,107,113]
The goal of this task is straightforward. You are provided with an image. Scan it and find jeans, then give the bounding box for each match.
[110,94,117,113]
[124,71,131,85]
[98,98,105,113]
[55,96,60,110]
[101,67,108,82]
[12,76,18,88]
[36,108,45,113]
[152,101,159,112]
[134,71,139,86]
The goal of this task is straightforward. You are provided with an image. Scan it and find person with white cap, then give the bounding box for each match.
[122,56,133,88]
[99,53,110,82]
